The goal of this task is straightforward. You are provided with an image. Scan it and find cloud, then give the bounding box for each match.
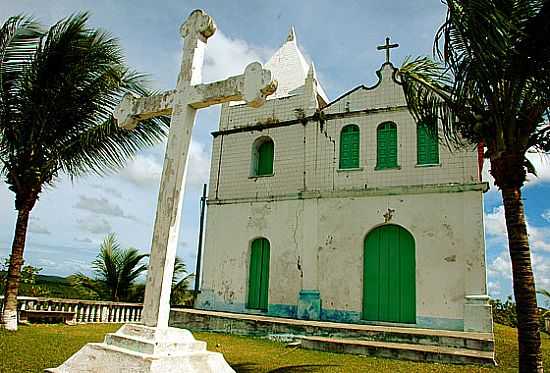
[485,205,508,238]
[485,205,550,253]
[28,217,51,235]
[542,210,550,223]
[90,184,123,199]
[118,140,210,189]
[488,249,550,297]
[77,218,112,235]
[202,30,273,83]
[74,237,93,244]
[74,195,137,221]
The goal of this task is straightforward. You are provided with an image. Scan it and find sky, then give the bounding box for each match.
[0,0,548,304]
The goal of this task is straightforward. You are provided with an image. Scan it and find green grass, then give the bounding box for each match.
[0,324,548,372]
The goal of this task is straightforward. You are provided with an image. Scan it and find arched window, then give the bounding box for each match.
[248,237,270,310]
[417,121,439,165]
[376,122,398,170]
[339,124,360,169]
[251,137,274,176]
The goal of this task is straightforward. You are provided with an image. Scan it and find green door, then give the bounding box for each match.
[363,225,415,323]
[248,238,270,310]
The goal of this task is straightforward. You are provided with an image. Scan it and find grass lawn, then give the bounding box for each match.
[0,323,548,372]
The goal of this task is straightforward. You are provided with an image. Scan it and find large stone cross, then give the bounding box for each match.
[115,9,277,329]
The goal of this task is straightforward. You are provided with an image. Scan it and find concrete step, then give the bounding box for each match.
[171,308,494,352]
[104,332,207,355]
[300,336,496,366]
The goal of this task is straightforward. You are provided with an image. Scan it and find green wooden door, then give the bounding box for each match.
[363,225,415,323]
[248,238,270,310]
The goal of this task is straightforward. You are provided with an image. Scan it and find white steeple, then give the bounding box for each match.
[264,27,329,105]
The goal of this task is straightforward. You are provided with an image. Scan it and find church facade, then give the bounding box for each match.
[195,29,493,333]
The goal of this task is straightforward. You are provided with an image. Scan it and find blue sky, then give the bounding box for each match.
[0,0,548,304]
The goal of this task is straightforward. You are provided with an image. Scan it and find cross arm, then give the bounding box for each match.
[188,62,277,109]
[114,90,176,129]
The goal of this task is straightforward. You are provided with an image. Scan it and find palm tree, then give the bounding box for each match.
[0,14,169,331]
[72,234,148,301]
[73,235,191,303]
[398,1,549,371]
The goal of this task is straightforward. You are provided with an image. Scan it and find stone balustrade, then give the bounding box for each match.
[0,296,143,323]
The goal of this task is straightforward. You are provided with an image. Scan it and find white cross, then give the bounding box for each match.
[114,9,277,328]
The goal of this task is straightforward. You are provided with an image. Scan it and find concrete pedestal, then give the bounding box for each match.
[464,295,493,333]
[45,324,235,373]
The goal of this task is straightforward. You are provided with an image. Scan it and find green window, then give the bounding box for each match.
[339,124,360,169]
[376,122,398,169]
[417,122,439,165]
[254,138,274,176]
[248,238,270,310]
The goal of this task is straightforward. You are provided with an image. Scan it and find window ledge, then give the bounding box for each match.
[337,167,364,173]
[249,173,274,179]
[375,165,401,171]
[415,163,441,168]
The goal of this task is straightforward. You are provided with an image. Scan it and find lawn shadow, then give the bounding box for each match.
[268,364,340,372]
[232,362,262,373]
[232,363,339,372]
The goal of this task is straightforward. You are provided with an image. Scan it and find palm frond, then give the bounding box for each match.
[0,13,168,201]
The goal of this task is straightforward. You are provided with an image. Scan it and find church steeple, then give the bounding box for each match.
[264,27,329,104]
[286,26,296,42]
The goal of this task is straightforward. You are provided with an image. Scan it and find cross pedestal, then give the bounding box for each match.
[46,9,276,373]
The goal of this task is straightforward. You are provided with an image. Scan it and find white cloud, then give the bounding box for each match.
[485,205,508,238]
[485,204,550,253]
[202,30,273,83]
[186,140,210,187]
[74,195,137,221]
[487,249,550,297]
[74,237,93,244]
[77,218,112,235]
[542,210,550,223]
[119,153,162,188]
[118,140,210,189]
[28,216,51,235]
[90,184,123,199]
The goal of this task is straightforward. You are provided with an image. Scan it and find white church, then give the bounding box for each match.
[195,28,492,334]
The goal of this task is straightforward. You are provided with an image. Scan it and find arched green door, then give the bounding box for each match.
[363,225,415,323]
[248,238,270,310]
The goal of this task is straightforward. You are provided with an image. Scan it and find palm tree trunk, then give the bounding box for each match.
[501,185,543,373]
[0,206,31,331]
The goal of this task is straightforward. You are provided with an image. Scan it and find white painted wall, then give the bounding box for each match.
[199,190,487,327]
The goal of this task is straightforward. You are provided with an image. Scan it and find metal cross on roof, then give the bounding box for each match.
[377,37,399,64]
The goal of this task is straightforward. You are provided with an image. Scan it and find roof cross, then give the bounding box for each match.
[377,36,399,64]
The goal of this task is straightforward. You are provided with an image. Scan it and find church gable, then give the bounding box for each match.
[323,63,406,115]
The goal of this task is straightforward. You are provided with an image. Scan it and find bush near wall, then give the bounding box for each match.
[491,297,549,334]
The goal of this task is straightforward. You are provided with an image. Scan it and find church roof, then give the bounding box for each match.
[265,27,329,104]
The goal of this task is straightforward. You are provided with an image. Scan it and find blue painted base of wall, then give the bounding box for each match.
[297,290,321,320]
[195,289,464,331]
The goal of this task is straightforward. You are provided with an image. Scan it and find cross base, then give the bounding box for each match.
[45,324,235,373]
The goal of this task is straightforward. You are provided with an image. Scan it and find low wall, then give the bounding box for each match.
[0,296,143,323]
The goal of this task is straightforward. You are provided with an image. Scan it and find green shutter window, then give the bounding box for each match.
[256,139,274,176]
[248,238,270,310]
[339,124,360,169]
[417,122,439,165]
[376,122,398,170]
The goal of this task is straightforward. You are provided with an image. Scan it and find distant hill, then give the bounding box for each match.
[36,274,70,284]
